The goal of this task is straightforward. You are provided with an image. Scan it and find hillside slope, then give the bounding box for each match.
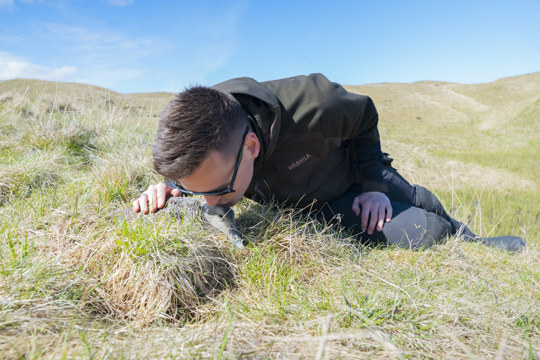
[346,72,539,190]
[0,78,173,124]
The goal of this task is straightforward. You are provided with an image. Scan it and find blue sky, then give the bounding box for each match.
[1,0,538,94]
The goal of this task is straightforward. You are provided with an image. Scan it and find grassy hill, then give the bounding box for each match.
[347,73,539,190]
[0,74,538,359]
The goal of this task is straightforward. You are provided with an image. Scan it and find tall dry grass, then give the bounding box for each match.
[0,76,538,359]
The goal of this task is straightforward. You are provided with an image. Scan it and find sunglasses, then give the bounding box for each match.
[166,126,250,196]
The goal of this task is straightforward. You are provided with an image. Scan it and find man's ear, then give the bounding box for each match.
[244,132,260,159]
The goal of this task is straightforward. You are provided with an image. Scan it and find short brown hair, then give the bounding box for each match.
[153,86,248,179]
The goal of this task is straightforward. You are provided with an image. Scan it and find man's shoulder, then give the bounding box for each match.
[262,73,336,96]
[264,73,369,108]
[213,73,339,100]
[213,76,280,108]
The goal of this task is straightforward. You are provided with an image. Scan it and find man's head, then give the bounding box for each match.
[153,86,260,207]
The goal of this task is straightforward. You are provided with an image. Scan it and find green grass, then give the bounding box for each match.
[0,75,538,359]
[433,188,539,239]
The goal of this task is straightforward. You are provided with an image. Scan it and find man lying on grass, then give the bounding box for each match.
[133,73,526,251]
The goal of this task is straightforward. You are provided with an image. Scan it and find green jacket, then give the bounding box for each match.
[213,73,388,208]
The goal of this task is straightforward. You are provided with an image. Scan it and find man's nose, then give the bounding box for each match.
[203,195,220,207]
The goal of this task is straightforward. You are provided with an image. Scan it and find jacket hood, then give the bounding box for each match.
[213,77,282,166]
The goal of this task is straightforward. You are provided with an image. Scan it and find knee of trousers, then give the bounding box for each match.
[384,207,451,249]
[423,212,452,245]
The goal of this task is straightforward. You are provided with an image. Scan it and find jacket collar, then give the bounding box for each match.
[213,76,280,108]
[213,77,282,167]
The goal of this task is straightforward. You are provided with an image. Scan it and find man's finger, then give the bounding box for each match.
[132,199,140,212]
[157,182,167,208]
[361,206,371,232]
[140,194,149,215]
[351,196,361,216]
[150,194,158,213]
[367,206,379,235]
[377,207,386,232]
[386,203,393,222]
[144,185,159,213]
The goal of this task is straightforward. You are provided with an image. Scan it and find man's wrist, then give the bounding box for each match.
[361,180,388,194]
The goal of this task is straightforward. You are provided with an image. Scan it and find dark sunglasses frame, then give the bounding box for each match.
[166,126,250,196]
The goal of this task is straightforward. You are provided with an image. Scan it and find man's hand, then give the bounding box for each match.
[351,191,392,235]
[132,182,181,214]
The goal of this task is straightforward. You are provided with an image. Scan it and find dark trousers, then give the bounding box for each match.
[317,162,475,248]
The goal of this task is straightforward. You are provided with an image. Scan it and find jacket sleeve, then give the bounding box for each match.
[347,95,388,194]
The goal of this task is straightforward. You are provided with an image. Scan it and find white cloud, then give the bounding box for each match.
[107,0,133,6]
[43,23,157,58]
[37,23,161,90]
[0,52,77,81]
[0,0,14,8]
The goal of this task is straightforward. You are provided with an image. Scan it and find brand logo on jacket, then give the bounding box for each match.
[287,154,312,171]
